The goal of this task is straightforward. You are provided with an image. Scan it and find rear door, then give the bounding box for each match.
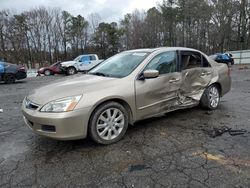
[179,50,213,102]
[135,51,181,119]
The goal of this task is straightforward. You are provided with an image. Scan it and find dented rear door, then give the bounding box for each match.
[179,51,213,104]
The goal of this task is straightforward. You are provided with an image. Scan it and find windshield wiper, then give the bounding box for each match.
[88,72,110,77]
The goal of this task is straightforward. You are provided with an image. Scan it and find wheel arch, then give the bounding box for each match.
[87,98,134,131]
[209,82,222,96]
[68,66,76,69]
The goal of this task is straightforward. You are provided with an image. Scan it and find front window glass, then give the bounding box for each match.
[144,51,177,74]
[81,56,90,63]
[74,55,81,62]
[89,52,149,78]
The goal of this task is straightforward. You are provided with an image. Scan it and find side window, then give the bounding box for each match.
[144,51,177,75]
[90,55,96,61]
[202,55,210,67]
[181,51,202,70]
[81,56,90,63]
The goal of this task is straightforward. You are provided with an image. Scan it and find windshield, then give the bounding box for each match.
[74,55,82,62]
[89,52,149,78]
[50,62,60,67]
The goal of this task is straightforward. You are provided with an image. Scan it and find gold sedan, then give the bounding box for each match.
[22,47,231,144]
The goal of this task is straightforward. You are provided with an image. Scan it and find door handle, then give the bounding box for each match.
[200,71,211,77]
[200,72,206,77]
[206,71,211,75]
[169,78,180,83]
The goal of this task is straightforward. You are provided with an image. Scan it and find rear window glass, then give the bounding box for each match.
[181,51,202,70]
[90,55,96,60]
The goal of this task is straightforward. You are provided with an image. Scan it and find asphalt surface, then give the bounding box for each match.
[0,67,250,188]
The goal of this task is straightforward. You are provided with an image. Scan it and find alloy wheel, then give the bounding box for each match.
[209,86,219,108]
[96,108,125,141]
[68,68,76,75]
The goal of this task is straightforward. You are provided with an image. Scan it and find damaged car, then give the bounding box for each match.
[22,47,231,144]
[0,61,27,83]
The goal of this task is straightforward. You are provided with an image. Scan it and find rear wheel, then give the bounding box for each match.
[67,67,77,75]
[89,102,128,145]
[4,74,16,84]
[44,70,51,76]
[200,85,220,110]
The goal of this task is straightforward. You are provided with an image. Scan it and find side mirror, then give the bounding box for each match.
[142,69,159,79]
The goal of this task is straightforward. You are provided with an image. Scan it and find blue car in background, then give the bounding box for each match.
[0,61,27,83]
[209,53,234,66]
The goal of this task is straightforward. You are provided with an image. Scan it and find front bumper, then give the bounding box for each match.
[22,105,91,140]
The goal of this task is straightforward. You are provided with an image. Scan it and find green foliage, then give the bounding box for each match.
[92,22,122,58]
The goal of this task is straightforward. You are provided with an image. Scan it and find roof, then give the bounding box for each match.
[126,47,201,53]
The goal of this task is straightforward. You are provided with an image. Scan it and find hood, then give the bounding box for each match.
[27,74,117,105]
[61,61,77,67]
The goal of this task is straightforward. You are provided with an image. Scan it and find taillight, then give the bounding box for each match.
[18,66,26,72]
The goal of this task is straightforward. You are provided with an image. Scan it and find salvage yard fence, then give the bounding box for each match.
[227,50,250,64]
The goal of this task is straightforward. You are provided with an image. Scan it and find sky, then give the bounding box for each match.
[0,0,161,22]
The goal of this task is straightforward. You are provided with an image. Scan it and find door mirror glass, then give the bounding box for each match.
[143,69,159,79]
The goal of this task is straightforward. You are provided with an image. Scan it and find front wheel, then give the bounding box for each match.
[89,102,129,145]
[200,85,220,110]
[66,67,77,75]
[44,70,51,76]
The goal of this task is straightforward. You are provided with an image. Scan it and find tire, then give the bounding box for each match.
[200,84,220,110]
[44,70,51,76]
[4,74,16,84]
[67,67,77,75]
[89,102,129,145]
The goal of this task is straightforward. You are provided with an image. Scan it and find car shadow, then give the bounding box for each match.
[32,106,204,148]
[0,80,27,85]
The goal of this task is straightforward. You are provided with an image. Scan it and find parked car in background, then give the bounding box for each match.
[0,61,27,83]
[22,47,231,144]
[38,62,62,76]
[209,53,234,66]
[60,54,103,75]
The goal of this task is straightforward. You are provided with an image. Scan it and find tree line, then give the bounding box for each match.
[0,0,249,67]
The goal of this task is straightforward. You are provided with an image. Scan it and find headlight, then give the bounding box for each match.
[40,95,82,112]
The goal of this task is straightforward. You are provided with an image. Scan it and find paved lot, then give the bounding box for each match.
[0,67,250,188]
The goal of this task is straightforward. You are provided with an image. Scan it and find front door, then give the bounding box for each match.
[78,56,91,71]
[135,51,181,119]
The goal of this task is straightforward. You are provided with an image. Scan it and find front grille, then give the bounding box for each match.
[25,98,39,110]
